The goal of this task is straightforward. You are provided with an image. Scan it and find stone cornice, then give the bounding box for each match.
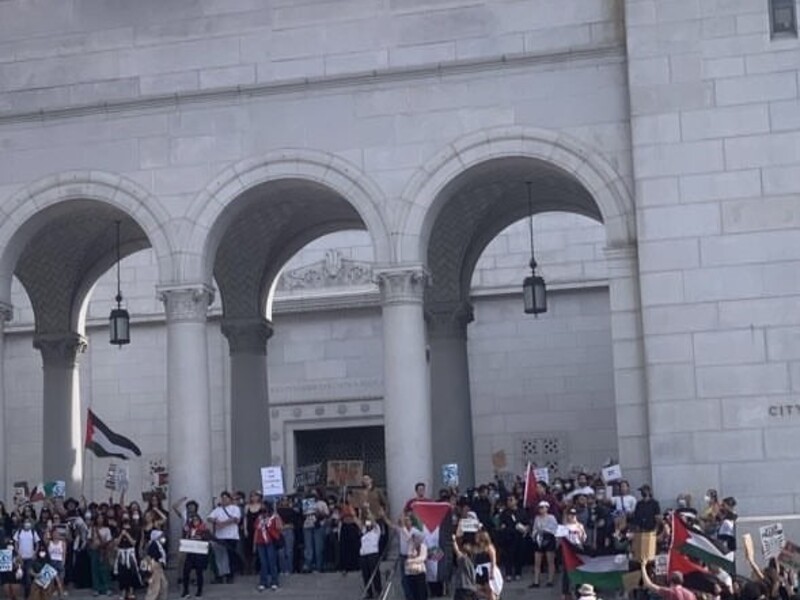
[0,45,625,126]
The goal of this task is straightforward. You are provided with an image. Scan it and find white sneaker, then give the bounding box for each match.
[257,585,266,592]
[271,585,278,591]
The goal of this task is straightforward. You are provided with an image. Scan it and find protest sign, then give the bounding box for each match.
[655,554,669,576]
[294,463,322,489]
[460,517,480,533]
[491,450,507,471]
[632,532,657,563]
[743,533,755,562]
[601,464,622,483]
[0,550,12,572]
[179,539,209,555]
[302,498,317,515]
[35,564,57,589]
[12,482,27,507]
[105,464,118,490]
[442,464,459,487]
[555,525,570,538]
[760,523,786,560]
[778,540,800,571]
[533,467,549,484]
[326,460,363,487]
[261,466,285,497]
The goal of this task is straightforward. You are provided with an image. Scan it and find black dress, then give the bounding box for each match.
[115,536,142,590]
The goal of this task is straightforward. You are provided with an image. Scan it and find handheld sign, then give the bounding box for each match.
[442,464,459,487]
[179,539,209,555]
[601,464,622,483]
[760,523,786,560]
[0,550,12,573]
[261,466,285,498]
[533,467,549,484]
[35,564,57,589]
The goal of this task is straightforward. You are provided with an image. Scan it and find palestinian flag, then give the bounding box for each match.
[562,540,631,590]
[672,512,735,575]
[85,409,142,460]
[29,481,66,502]
[411,501,453,583]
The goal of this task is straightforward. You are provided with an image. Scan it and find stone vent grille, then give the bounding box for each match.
[519,435,567,475]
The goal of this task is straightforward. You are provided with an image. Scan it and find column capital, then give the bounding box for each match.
[33,332,87,368]
[157,284,214,323]
[425,301,474,340]
[220,317,274,355]
[374,266,429,306]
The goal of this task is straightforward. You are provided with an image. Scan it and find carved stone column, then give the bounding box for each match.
[426,301,476,489]
[33,331,87,495]
[158,285,214,524]
[375,266,432,516]
[220,317,274,492]
[0,303,12,494]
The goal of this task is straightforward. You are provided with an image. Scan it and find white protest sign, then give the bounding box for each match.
[533,467,549,484]
[601,464,622,483]
[179,539,209,555]
[460,517,480,533]
[0,550,12,572]
[261,466,285,497]
[655,554,669,576]
[555,525,570,538]
[760,523,786,560]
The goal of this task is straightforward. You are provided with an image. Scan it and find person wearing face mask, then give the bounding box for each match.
[144,530,168,600]
[631,485,662,533]
[1,539,22,600]
[45,529,66,600]
[13,518,41,598]
[27,544,55,600]
[114,515,142,600]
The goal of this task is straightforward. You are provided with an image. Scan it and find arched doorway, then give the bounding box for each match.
[0,172,174,495]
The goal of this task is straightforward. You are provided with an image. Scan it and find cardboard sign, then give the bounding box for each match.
[601,464,623,483]
[655,554,669,576]
[442,464,459,487]
[179,539,209,555]
[302,498,317,516]
[460,517,480,533]
[760,523,786,560]
[294,464,322,489]
[491,450,507,471]
[12,482,28,508]
[0,550,12,572]
[632,531,657,563]
[326,460,364,487]
[261,466,285,497]
[778,540,800,571]
[533,467,549,484]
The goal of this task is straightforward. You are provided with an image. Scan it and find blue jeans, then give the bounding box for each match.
[257,543,279,588]
[279,528,295,574]
[303,527,325,572]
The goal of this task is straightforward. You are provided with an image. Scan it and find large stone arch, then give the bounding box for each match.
[183,149,393,287]
[396,125,636,265]
[0,171,176,311]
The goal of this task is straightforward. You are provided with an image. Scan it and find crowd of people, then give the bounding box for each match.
[0,468,786,600]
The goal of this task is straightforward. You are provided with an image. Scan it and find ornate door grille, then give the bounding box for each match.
[518,434,567,476]
[295,426,386,487]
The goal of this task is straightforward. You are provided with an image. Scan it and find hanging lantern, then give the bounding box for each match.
[522,182,547,316]
[109,220,131,347]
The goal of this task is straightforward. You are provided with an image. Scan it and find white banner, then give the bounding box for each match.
[179,539,209,555]
[261,466,285,497]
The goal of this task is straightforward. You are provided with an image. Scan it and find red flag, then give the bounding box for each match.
[523,462,538,509]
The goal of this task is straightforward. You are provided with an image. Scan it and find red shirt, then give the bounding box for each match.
[254,515,282,546]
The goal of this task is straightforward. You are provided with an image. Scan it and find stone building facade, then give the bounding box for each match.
[0,0,798,517]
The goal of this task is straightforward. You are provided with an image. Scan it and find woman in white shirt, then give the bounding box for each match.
[405,530,428,600]
[563,508,587,548]
[531,501,558,588]
[359,519,382,599]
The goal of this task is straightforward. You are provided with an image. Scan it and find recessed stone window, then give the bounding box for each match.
[770,0,798,37]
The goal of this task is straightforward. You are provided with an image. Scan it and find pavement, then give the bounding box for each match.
[57,567,561,599]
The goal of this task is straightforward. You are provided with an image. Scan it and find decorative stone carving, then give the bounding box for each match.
[220,318,274,355]
[269,378,383,403]
[374,266,428,306]
[314,406,324,416]
[33,332,88,368]
[277,250,373,291]
[425,301,475,340]
[292,407,302,418]
[158,285,213,323]
[337,404,347,415]
[360,403,370,413]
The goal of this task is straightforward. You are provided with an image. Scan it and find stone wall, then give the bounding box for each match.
[625,0,800,514]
